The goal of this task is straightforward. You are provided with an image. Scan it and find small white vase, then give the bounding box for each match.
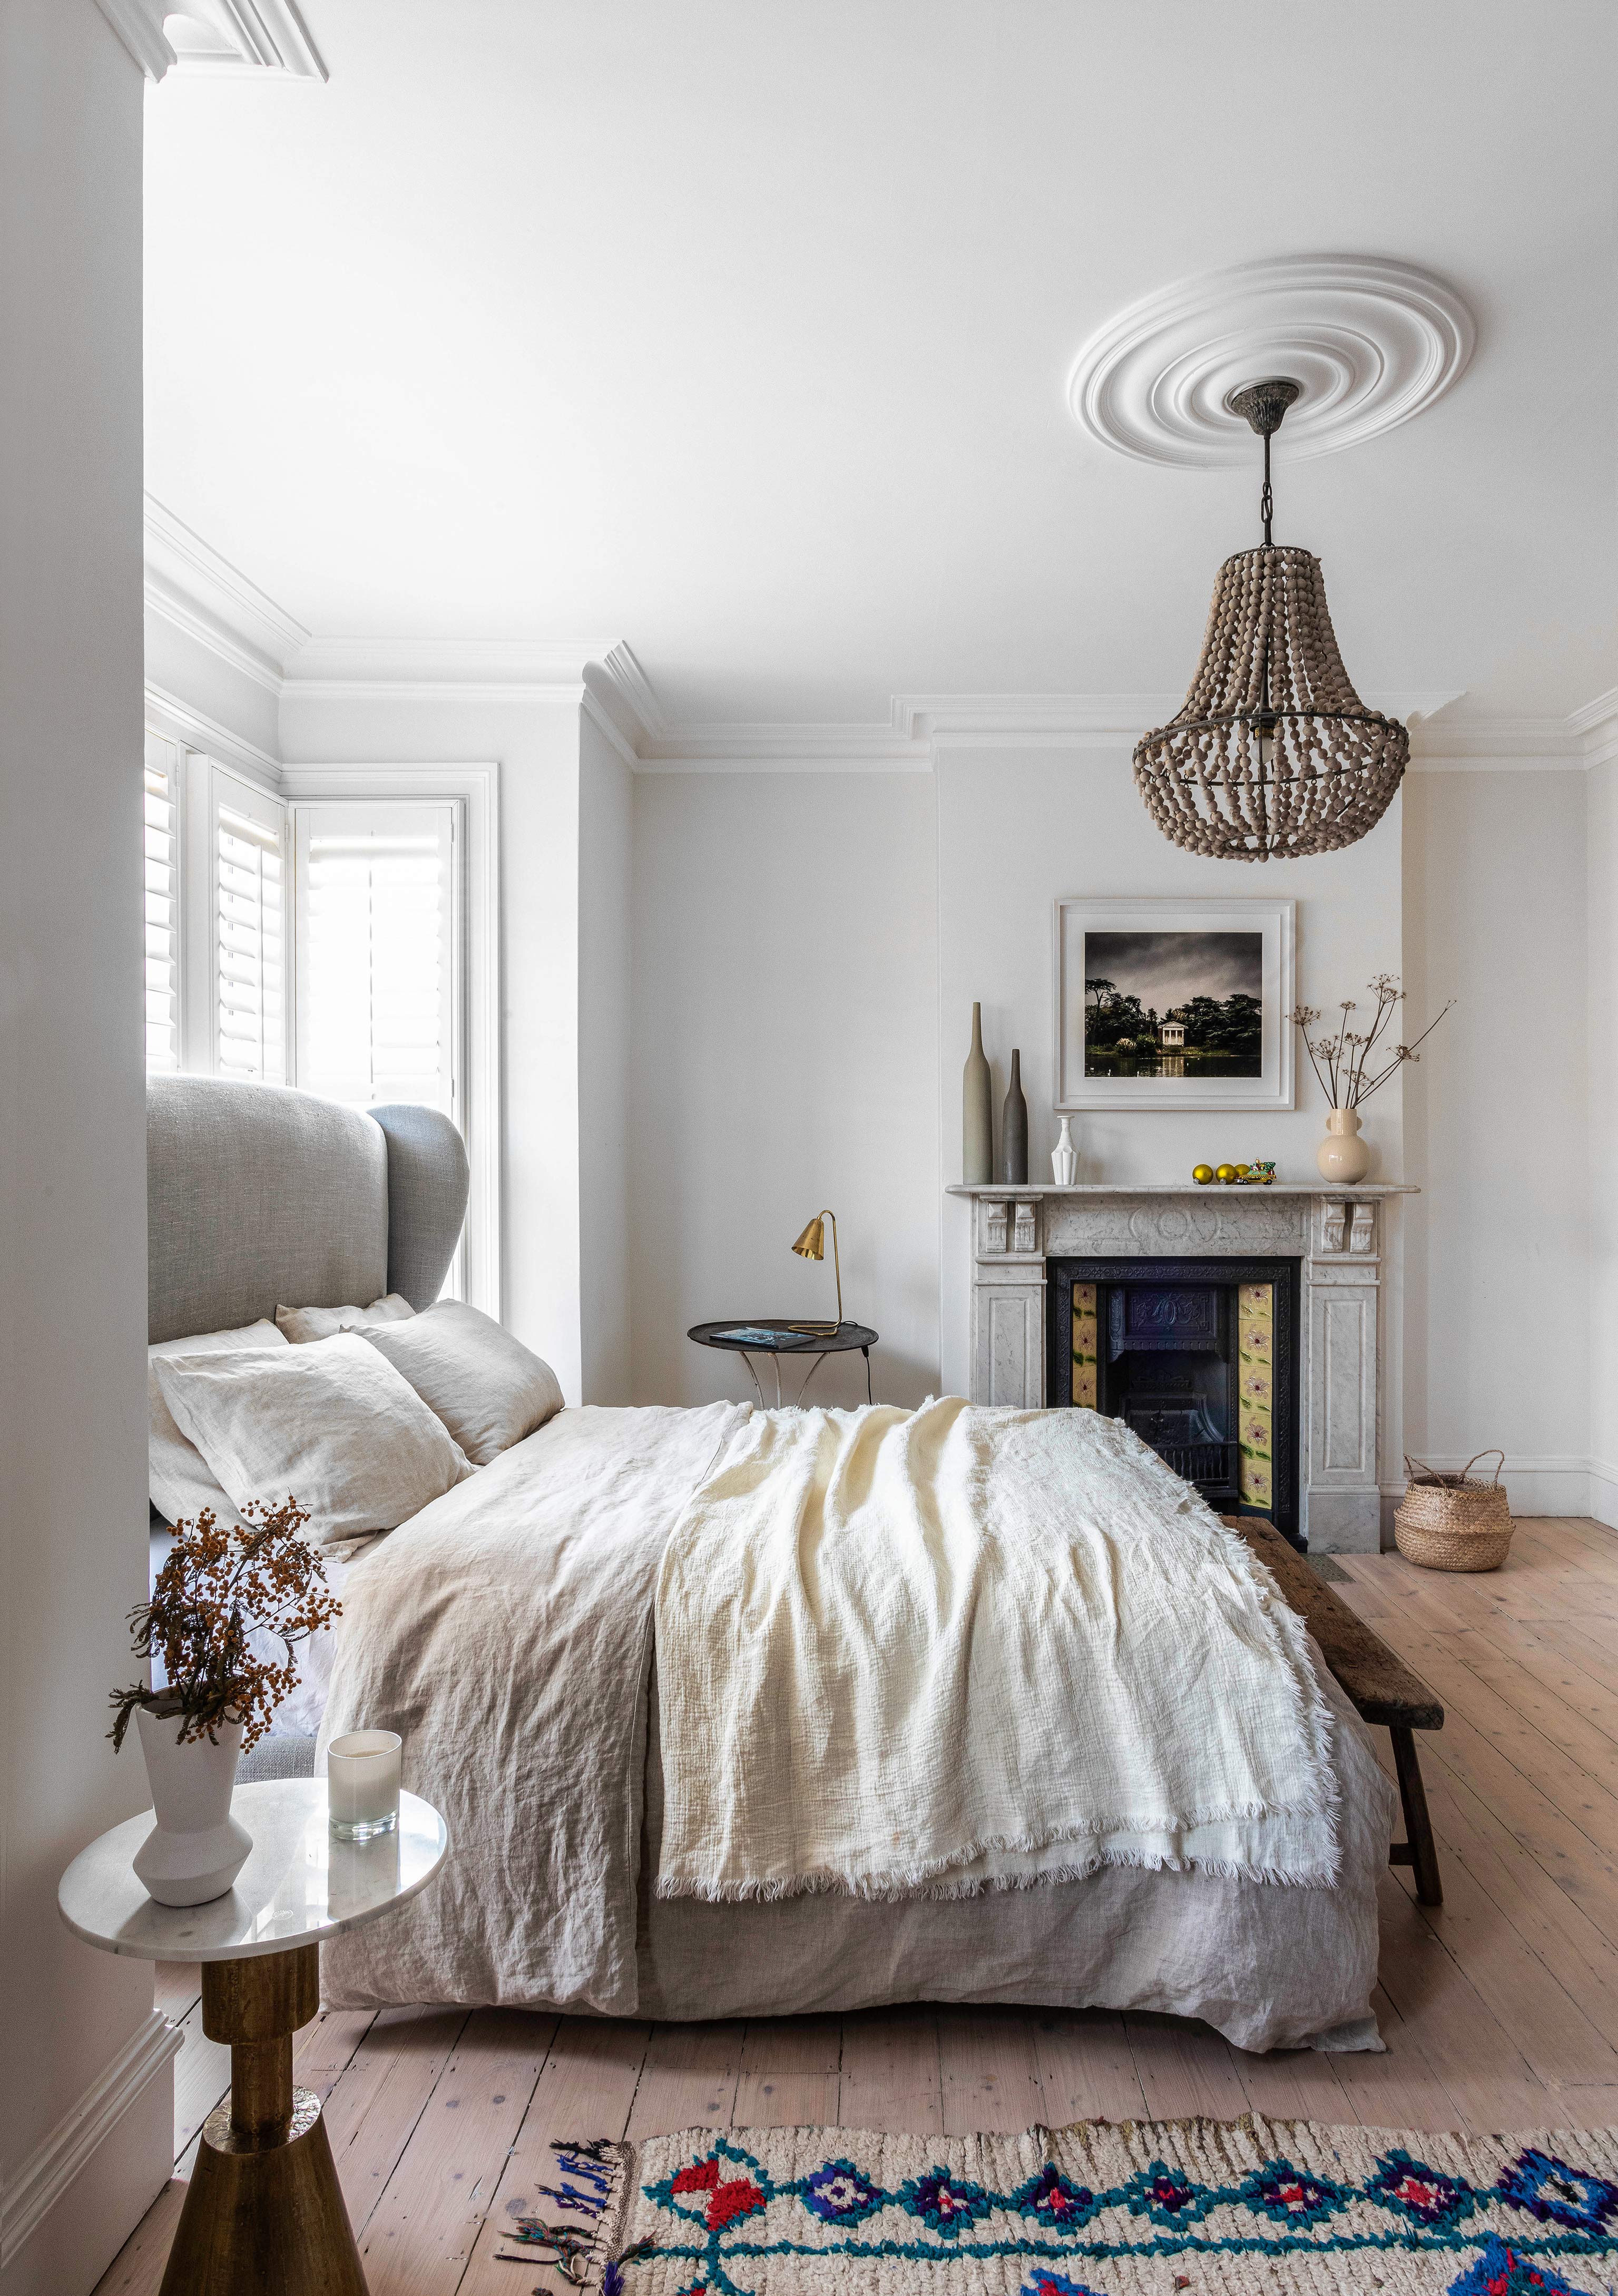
[133,1706,252,1907]
[1051,1115,1077,1187]
[1316,1107,1371,1184]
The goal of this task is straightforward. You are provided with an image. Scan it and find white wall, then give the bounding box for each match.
[629,770,940,1409]
[1,7,174,2290]
[935,749,1406,1442]
[578,710,633,1401]
[1590,757,1618,1529]
[278,691,589,1393]
[1403,770,1592,1516]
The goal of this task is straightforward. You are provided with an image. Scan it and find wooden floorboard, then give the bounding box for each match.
[838,2005,943,2133]
[938,2003,1044,2134]
[734,2012,843,2127]
[97,1519,1618,2294]
[356,2007,552,2296]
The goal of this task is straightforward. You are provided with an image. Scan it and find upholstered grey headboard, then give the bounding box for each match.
[147,1077,469,1344]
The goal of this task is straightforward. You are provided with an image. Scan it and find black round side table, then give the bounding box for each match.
[688,1320,878,1408]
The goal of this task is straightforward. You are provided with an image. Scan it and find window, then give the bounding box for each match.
[143,735,181,1073]
[292,804,457,1118]
[212,775,287,1086]
[141,740,497,1313]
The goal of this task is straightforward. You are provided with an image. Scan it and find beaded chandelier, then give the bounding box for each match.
[1133,378,1408,863]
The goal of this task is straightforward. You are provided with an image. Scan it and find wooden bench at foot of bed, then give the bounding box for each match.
[1222,1515,1445,1907]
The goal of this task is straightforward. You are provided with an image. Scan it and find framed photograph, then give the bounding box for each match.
[1053,896,1295,1111]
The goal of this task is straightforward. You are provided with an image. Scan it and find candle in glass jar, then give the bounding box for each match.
[327,1730,401,1841]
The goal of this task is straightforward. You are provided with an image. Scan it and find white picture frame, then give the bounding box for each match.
[1053,895,1296,1111]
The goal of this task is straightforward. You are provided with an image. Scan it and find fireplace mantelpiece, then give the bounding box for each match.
[946,1183,1417,1554]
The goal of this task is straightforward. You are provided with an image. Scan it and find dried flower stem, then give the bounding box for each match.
[1289,979,1454,1111]
[109,1498,339,1752]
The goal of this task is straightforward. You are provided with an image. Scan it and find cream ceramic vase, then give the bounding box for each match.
[133,1706,252,1907]
[1316,1107,1371,1184]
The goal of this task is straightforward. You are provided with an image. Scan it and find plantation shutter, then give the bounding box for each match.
[292,803,457,1116]
[212,770,288,1085]
[143,734,181,1074]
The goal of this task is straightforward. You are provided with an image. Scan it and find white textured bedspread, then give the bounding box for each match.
[654,1400,1340,1903]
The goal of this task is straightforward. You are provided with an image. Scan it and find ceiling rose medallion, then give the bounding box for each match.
[1132,378,1408,862]
[1067,253,1475,467]
[1066,256,1474,862]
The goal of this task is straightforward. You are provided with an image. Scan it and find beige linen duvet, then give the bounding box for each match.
[317,1401,1394,2048]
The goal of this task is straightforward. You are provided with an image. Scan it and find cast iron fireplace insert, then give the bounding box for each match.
[1045,1256,1301,1545]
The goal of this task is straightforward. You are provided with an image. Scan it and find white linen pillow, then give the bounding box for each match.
[275,1293,415,1344]
[357,1301,565,1467]
[149,1318,288,1526]
[155,1332,474,1545]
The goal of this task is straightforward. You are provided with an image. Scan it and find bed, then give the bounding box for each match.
[147,1075,1397,2054]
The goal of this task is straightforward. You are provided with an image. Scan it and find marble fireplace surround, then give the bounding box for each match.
[946,1184,1417,1554]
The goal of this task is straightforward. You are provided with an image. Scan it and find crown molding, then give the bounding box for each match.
[630,721,931,773]
[159,0,326,77]
[99,0,326,79]
[590,658,1475,773]
[144,495,310,692]
[1572,686,1618,769]
[1408,691,1618,771]
[95,0,174,80]
[136,497,1616,775]
[594,643,669,742]
[899,695,1179,751]
[281,637,609,702]
[581,647,666,766]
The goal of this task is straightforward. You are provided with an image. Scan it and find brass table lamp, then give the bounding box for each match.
[789,1208,842,1335]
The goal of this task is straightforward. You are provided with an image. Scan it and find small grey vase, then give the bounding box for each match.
[963,1002,992,1183]
[1000,1049,1028,1184]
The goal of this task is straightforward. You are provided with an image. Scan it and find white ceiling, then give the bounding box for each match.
[143,0,1617,728]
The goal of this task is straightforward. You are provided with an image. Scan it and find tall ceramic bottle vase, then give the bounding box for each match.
[963,1003,992,1184]
[1001,1050,1028,1184]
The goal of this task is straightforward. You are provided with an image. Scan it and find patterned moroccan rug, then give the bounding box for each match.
[511,2117,1618,2294]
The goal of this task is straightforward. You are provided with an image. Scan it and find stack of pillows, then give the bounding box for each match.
[150,1294,565,1545]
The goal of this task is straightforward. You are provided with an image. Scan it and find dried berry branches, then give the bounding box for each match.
[109,1498,340,1751]
[1289,974,1454,1111]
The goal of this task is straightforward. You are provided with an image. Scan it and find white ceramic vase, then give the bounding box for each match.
[133,1706,252,1907]
[1051,1114,1077,1186]
[1316,1107,1371,1184]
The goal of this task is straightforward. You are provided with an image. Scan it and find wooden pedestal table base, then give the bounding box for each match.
[58,1780,449,2296]
[162,1942,365,2296]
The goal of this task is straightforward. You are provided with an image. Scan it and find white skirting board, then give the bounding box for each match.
[1,2008,179,2296]
[1591,1462,1618,1532]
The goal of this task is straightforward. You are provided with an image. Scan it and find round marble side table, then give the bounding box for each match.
[60,1777,448,2296]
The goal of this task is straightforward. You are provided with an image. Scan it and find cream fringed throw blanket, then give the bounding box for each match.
[654,1399,1340,1903]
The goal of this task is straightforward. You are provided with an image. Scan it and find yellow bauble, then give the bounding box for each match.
[1192,1164,1214,1184]
[1216,1163,1238,1184]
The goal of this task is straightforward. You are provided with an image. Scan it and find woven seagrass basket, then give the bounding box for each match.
[1395,1450,1514,1572]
